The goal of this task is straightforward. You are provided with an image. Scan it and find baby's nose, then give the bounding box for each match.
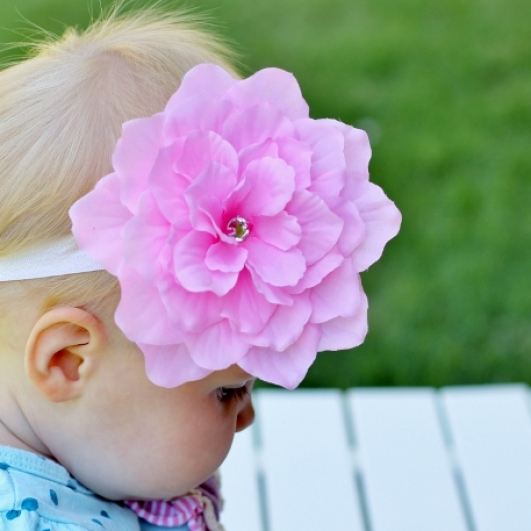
[235,398,255,432]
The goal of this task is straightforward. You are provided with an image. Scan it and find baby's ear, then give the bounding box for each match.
[25,307,107,402]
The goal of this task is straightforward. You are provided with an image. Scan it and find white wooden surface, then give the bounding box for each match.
[220,384,531,531]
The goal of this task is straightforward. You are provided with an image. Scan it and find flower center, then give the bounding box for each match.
[226,216,251,243]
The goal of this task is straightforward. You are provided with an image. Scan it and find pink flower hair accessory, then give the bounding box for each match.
[70,64,401,389]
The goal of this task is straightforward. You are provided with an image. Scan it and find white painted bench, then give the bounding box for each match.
[219,384,531,531]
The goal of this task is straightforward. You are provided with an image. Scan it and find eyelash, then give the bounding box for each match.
[217,385,249,404]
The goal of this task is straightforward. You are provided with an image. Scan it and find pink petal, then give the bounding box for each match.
[277,137,312,190]
[165,64,237,110]
[333,199,366,257]
[205,241,248,273]
[311,144,345,196]
[141,343,212,388]
[310,262,362,323]
[185,162,238,236]
[164,96,234,140]
[238,323,321,389]
[175,130,238,180]
[122,192,170,282]
[247,265,294,306]
[246,238,306,287]
[185,320,249,370]
[220,269,276,334]
[243,292,312,351]
[114,267,182,345]
[237,139,279,176]
[317,292,368,351]
[322,119,371,181]
[173,231,238,296]
[252,212,301,250]
[115,113,165,213]
[222,104,294,153]
[311,155,345,197]
[166,97,235,140]
[296,119,347,197]
[348,180,402,272]
[149,144,190,226]
[226,157,296,219]
[225,67,309,121]
[287,190,343,265]
[296,117,340,147]
[70,173,131,275]
[290,251,344,294]
[160,277,223,333]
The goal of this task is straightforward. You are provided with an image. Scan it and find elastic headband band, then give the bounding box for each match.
[0,236,104,282]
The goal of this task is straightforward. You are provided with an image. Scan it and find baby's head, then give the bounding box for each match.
[0,3,401,506]
[0,9,253,500]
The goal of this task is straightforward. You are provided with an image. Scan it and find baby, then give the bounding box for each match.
[0,7,401,531]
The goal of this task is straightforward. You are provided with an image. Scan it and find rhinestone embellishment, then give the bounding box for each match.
[226,216,251,242]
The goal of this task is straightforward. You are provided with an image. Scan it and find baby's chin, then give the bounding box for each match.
[88,484,193,502]
[92,471,217,502]
[65,444,225,501]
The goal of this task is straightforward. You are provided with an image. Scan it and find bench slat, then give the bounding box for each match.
[220,385,531,531]
[442,385,531,531]
[257,389,365,531]
[220,426,264,531]
[348,389,469,531]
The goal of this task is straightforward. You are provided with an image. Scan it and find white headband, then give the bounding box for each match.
[0,236,104,282]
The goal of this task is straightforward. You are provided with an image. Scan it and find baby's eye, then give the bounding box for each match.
[217,385,249,404]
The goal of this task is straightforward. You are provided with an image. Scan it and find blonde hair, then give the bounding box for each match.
[0,7,238,314]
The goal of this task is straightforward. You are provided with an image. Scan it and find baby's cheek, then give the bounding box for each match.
[140,425,231,497]
[186,426,233,475]
[190,425,235,482]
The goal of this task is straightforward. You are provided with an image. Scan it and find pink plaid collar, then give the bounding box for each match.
[125,474,224,530]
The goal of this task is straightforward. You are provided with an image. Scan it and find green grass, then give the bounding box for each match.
[2,0,531,388]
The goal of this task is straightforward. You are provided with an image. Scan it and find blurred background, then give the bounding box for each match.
[1,0,530,388]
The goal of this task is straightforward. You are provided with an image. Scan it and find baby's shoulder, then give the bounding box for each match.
[0,446,140,531]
